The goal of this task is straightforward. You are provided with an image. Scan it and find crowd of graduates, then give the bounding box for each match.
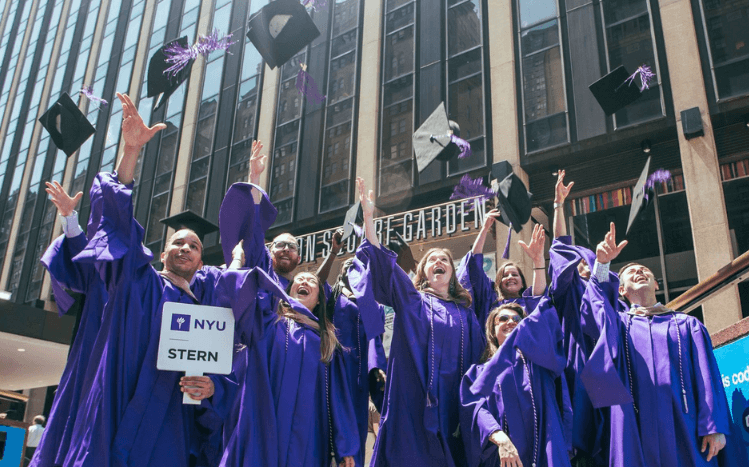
[26,92,747,467]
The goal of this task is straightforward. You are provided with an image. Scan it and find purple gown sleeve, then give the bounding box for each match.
[457,252,496,330]
[368,332,387,412]
[330,351,361,462]
[72,172,153,285]
[578,275,634,408]
[41,233,90,315]
[459,364,502,466]
[348,254,386,339]
[688,320,732,437]
[219,182,277,271]
[548,236,595,302]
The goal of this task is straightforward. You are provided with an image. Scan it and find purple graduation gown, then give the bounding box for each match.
[461,296,572,467]
[581,274,744,467]
[31,233,108,467]
[62,172,212,467]
[353,240,485,467]
[457,252,543,332]
[210,268,359,466]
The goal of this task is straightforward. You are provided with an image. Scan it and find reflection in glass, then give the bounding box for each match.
[384,26,415,81]
[277,79,303,124]
[522,46,565,121]
[521,19,559,55]
[332,0,359,36]
[328,52,356,102]
[449,48,481,82]
[519,0,556,27]
[448,1,481,57]
[525,112,567,152]
[602,0,647,25]
[700,0,749,98]
[449,75,484,139]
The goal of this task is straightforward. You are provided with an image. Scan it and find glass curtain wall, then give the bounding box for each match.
[697,0,749,99]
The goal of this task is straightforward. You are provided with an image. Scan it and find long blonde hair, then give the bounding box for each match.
[480,302,525,363]
[412,248,472,308]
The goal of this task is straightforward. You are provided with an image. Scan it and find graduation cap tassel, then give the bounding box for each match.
[644,168,671,197]
[296,64,326,104]
[450,174,495,205]
[623,65,655,92]
[450,134,472,159]
[502,223,512,260]
[163,29,235,78]
[79,86,108,108]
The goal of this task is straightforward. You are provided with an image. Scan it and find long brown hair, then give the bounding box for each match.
[494,261,527,301]
[412,248,472,308]
[281,274,341,363]
[480,302,525,363]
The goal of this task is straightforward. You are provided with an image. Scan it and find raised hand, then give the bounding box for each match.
[356,177,374,218]
[519,224,546,268]
[554,169,574,204]
[331,228,344,254]
[595,222,628,264]
[45,181,82,217]
[117,92,166,150]
[481,209,502,232]
[249,140,267,184]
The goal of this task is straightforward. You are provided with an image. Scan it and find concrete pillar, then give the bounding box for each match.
[255,65,280,190]
[353,0,383,192]
[657,0,742,331]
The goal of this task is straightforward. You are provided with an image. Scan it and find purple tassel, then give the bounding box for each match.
[502,223,512,260]
[450,134,472,159]
[163,29,235,78]
[296,65,326,104]
[624,65,655,92]
[450,174,495,203]
[644,168,671,200]
[302,0,327,11]
[79,86,108,108]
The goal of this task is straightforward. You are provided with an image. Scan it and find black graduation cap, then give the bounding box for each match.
[341,202,363,243]
[147,36,195,111]
[387,230,417,274]
[161,211,219,242]
[246,0,321,70]
[38,92,95,157]
[492,169,533,234]
[589,65,643,116]
[412,102,462,173]
[626,156,652,235]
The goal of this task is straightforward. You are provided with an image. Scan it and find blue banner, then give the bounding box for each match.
[715,334,749,462]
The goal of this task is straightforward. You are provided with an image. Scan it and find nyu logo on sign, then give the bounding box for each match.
[171,314,191,332]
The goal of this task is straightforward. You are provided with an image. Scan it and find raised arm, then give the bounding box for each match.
[248,140,267,204]
[317,229,343,285]
[357,177,379,249]
[519,223,547,296]
[114,92,166,184]
[552,170,574,238]
[471,208,500,254]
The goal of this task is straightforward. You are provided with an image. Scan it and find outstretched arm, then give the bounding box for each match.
[317,229,343,285]
[519,224,547,296]
[115,92,166,185]
[45,180,83,238]
[248,140,267,204]
[357,177,379,248]
[552,170,574,238]
[472,209,501,254]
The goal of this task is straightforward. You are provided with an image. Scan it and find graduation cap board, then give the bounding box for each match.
[341,202,363,243]
[38,92,95,157]
[147,36,195,111]
[626,155,651,235]
[246,0,321,70]
[493,169,533,234]
[413,102,462,173]
[387,230,417,274]
[161,211,219,243]
[589,65,645,116]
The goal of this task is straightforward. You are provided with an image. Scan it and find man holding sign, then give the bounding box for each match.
[59,93,244,467]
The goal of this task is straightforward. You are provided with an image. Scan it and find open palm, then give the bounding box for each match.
[117,92,166,149]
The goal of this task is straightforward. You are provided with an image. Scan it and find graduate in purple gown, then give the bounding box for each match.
[352,178,485,467]
[31,182,108,467]
[580,222,745,467]
[460,300,572,467]
[210,264,359,467]
[60,92,228,467]
[457,209,546,331]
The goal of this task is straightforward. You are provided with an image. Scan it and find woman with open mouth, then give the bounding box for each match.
[459,301,572,467]
[457,208,547,334]
[351,177,485,467]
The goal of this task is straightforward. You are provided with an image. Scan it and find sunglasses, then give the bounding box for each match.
[495,314,522,325]
[274,241,298,251]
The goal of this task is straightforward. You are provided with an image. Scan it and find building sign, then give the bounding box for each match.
[715,334,749,462]
[157,302,235,391]
[292,197,488,264]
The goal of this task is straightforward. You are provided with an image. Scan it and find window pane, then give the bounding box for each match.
[519,0,557,27]
[320,179,349,212]
[202,59,223,98]
[332,29,358,57]
[277,79,303,124]
[380,160,413,195]
[185,177,207,213]
[522,45,565,120]
[384,26,414,81]
[326,97,354,127]
[702,0,749,98]
[449,75,484,139]
[157,130,179,176]
[525,112,567,152]
[386,3,414,31]
[383,75,413,106]
[602,0,648,25]
[332,0,359,36]
[328,51,356,102]
[234,85,258,142]
[521,19,559,56]
[715,58,749,98]
[449,48,482,83]
[387,0,411,13]
[448,1,482,56]
[448,137,485,174]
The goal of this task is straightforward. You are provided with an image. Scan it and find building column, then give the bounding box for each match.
[255,65,280,190]
[657,0,741,332]
[353,0,383,192]
[484,0,537,274]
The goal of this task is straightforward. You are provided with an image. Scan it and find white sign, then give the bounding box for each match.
[157,302,235,376]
